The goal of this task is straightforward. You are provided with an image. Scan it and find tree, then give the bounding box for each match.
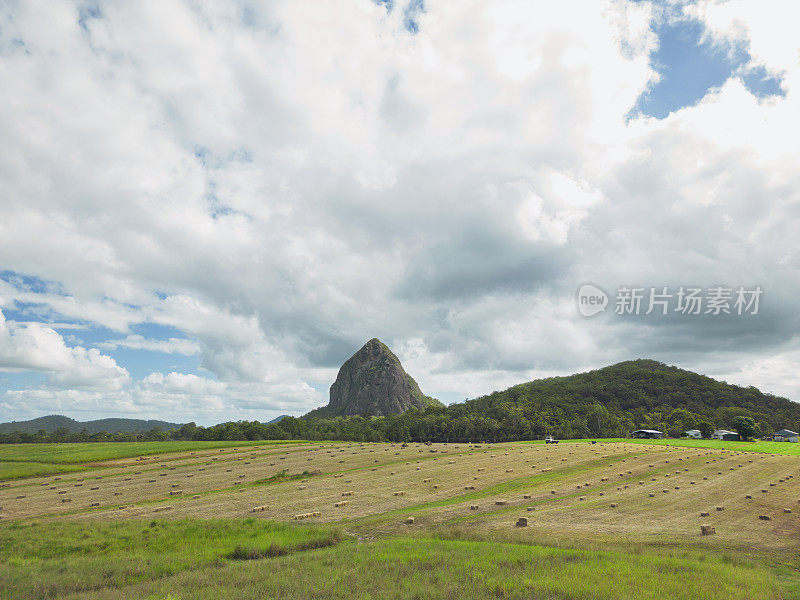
[697,420,714,439]
[731,416,759,441]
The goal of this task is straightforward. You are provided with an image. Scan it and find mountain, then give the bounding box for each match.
[294,359,800,442]
[0,415,183,435]
[309,338,442,417]
[267,415,290,425]
[459,359,800,438]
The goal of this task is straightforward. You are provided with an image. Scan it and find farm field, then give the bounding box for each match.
[2,439,800,599]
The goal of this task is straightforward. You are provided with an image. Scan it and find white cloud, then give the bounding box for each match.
[0,309,129,390]
[99,335,200,356]
[0,0,799,423]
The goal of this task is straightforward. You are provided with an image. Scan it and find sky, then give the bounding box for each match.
[1,0,799,426]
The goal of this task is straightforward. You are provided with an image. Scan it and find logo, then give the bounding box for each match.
[577,284,609,317]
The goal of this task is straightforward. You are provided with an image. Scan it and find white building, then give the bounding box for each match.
[685,429,702,439]
[713,429,739,441]
[773,429,799,443]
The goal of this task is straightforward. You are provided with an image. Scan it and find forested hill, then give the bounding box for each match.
[453,359,800,439]
[0,415,183,435]
[3,360,798,444]
[285,359,800,441]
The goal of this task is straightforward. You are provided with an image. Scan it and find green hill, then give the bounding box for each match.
[294,359,800,442]
[0,415,182,435]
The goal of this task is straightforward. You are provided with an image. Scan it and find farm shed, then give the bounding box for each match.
[713,430,739,441]
[773,429,799,443]
[632,429,664,439]
[685,429,702,439]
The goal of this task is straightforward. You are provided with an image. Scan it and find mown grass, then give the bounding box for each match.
[0,518,342,599]
[64,534,786,600]
[0,439,307,466]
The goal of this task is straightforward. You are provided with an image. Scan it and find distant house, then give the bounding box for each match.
[773,429,799,443]
[632,429,664,439]
[685,429,702,439]
[713,429,739,441]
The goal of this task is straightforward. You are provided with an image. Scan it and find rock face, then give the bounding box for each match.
[327,339,438,416]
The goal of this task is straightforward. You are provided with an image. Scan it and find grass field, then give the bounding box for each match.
[1,438,799,599]
[577,437,800,456]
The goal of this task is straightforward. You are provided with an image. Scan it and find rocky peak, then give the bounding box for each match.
[326,338,439,416]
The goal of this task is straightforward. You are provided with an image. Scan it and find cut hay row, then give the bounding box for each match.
[294,511,321,520]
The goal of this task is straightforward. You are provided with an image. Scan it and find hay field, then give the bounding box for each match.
[2,439,800,599]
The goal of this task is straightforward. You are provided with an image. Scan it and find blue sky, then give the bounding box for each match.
[635,10,784,118]
[1,0,798,425]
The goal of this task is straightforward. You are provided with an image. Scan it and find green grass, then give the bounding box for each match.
[0,461,87,480]
[62,534,786,600]
[556,438,800,456]
[0,439,309,467]
[0,518,342,599]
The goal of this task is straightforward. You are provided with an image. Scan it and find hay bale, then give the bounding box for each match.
[527,506,535,511]
[784,508,792,514]
[464,485,476,490]
[342,491,354,496]
[252,505,269,512]
[745,495,752,499]
[648,493,655,498]
[759,515,772,521]
[506,469,514,473]
[495,500,507,506]
[423,478,431,483]
[701,525,716,535]
[61,498,71,503]
[169,490,183,495]
[192,495,200,499]
[393,491,406,496]
[90,502,99,507]
[335,501,349,507]
[715,506,724,511]
[700,511,710,517]
[405,517,415,524]
[515,517,528,527]
[523,494,531,499]
[154,506,173,513]
[610,503,617,508]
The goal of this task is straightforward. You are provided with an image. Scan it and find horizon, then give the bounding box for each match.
[3,355,795,428]
[2,1,799,424]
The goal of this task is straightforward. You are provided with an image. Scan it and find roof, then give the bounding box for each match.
[774,429,799,436]
[714,430,737,435]
[632,429,663,434]
[686,429,701,433]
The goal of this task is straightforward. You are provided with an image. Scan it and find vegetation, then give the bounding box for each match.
[2,360,798,446]
[0,525,786,600]
[3,439,800,599]
[0,519,341,599]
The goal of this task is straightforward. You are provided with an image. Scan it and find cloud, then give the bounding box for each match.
[0,309,129,390]
[0,0,798,423]
[99,334,201,356]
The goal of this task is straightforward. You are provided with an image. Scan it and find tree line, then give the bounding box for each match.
[1,359,797,444]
